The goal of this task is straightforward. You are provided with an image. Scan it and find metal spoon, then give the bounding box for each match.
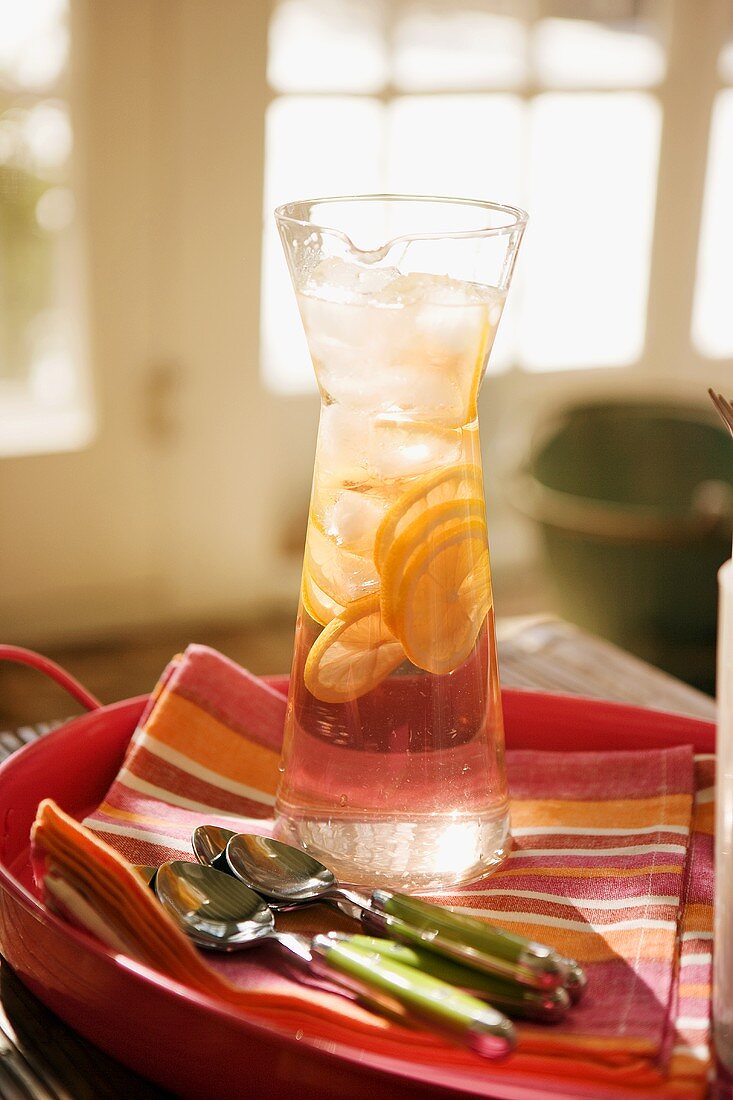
[154,861,515,1058]
[193,826,376,922]
[219,831,582,996]
[190,830,569,1020]
[191,824,235,876]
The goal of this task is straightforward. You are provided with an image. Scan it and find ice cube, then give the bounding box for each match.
[306,258,400,303]
[376,272,503,309]
[357,266,402,295]
[308,257,363,295]
[317,406,462,485]
[317,405,371,480]
[367,417,462,480]
[300,294,405,412]
[387,361,464,423]
[415,300,487,359]
[324,489,390,553]
[300,269,504,423]
[375,272,467,307]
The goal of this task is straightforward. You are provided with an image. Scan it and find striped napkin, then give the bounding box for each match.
[43,645,713,1097]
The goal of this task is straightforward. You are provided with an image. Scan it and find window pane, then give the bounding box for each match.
[692,90,733,359]
[0,99,73,385]
[533,17,665,88]
[268,0,387,93]
[261,97,383,393]
[393,8,527,91]
[0,0,90,453]
[387,95,523,197]
[387,94,523,371]
[0,0,69,92]
[520,93,660,370]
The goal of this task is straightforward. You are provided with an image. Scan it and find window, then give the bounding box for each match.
[692,29,733,359]
[0,0,91,455]
[261,0,666,393]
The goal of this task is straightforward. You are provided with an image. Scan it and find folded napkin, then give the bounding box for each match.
[31,645,714,1098]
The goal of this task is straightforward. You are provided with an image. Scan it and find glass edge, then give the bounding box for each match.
[273,194,529,252]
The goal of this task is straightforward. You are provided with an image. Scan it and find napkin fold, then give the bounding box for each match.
[31,645,714,1098]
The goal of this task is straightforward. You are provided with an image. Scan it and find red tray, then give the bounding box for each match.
[0,665,716,1100]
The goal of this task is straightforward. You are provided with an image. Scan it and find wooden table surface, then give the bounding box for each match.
[0,617,716,1099]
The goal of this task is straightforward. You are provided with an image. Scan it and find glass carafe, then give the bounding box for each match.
[274,196,526,890]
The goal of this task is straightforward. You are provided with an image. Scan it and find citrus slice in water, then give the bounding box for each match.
[305,520,380,607]
[301,569,345,626]
[381,498,486,633]
[464,312,493,424]
[374,463,483,572]
[381,509,492,676]
[304,594,405,703]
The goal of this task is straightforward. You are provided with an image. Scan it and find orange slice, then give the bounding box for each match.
[381,498,486,635]
[374,464,484,573]
[305,521,379,606]
[303,594,405,703]
[464,312,493,424]
[301,569,345,626]
[382,511,492,676]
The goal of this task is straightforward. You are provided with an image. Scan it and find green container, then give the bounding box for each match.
[519,401,733,693]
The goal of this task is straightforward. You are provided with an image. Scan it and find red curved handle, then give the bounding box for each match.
[0,646,101,712]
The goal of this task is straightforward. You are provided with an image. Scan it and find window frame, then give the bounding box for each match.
[261,0,733,394]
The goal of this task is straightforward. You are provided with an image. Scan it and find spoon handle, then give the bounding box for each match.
[346,932,569,1023]
[309,934,515,1058]
[370,890,571,992]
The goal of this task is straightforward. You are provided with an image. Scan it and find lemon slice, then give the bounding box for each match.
[381,510,492,676]
[305,520,379,607]
[464,312,492,424]
[304,594,405,703]
[381,498,485,634]
[374,464,484,573]
[301,569,345,626]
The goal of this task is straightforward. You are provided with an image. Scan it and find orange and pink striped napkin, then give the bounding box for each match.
[38,645,714,1097]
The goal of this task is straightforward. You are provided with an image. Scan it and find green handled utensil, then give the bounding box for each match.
[347,932,570,1023]
[212,830,585,997]
[311,934,515,1057]
[369,891,585,997]
[193,828,586,1000]
[155,860,516,1058]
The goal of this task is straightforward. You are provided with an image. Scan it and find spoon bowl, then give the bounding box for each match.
[155,861,274,951]
[226,834,337,903]
[152,860,515,1056]
[192,825,237,875]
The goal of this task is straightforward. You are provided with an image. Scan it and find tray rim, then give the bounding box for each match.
[0,687,716,1100]
[0,696,330,1053]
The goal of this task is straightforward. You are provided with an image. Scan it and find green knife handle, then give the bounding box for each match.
[370,890,567,991]
[310,934,515,1059]
[350,928,569,1023]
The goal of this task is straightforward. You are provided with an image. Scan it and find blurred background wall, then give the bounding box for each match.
[1,0,732,702]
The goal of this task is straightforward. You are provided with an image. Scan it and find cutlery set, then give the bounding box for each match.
[137,826,586,1059]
